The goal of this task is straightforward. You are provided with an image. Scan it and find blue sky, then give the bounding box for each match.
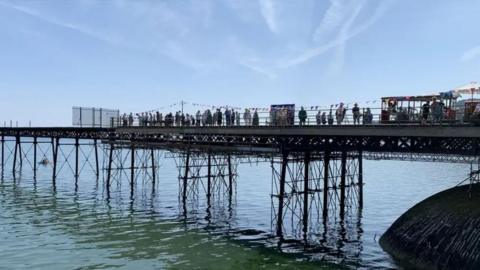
[1,0,479,126]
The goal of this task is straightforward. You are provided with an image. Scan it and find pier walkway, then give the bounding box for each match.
[1,124,480,156]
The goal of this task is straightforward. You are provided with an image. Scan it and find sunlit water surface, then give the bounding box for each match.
[0,143,469,269]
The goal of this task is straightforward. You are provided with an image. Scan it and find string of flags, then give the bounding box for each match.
[134,99,380,115]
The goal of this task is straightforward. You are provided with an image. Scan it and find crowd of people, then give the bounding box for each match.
[119,105,375,127]
[120,108,261,127]
[420,98,446,124]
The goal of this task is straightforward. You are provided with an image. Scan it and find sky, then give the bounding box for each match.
[0,0,480,126]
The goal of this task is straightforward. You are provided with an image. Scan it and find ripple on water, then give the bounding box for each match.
[0,153,471,269]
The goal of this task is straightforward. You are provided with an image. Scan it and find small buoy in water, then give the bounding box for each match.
[39,158,50,165]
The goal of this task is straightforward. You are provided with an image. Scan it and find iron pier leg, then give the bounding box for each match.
[1,134,4,177]
[303,151,310,241]
[130,145,135,197]
[340,151,347,218]
[106,143,114,194]
[358,151,364,208]
[151,149,156,188]
[182,151,191,211]
[276,151,288,239]
[75,137,80,179]
[12,136,18,174]
[227,155,233,199]
[94,139,99,177]
[207,153,212,205]
[323,151,330,218]
[18,136,22,168]
[33,137,37,178]
[52,137,59,184]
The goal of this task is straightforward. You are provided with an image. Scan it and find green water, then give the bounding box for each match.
[0,180,338,270]
[0,142,470,269]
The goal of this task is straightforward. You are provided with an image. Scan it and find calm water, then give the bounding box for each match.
[0,141,469,269]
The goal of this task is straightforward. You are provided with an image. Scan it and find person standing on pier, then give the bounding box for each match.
[328,106,334,125]
[321,112,327,125]
[316,111,322,125]
[196,110,202,126]
[217,109,223,126]
[352,103,361,125]
[230,109,235,126]
[128,113,134,126]
[157,113,162,126]
[298,106,307,125]
[235,111,241,126]
[252,110,259,126]
[422,101,430,125]
[174,112,179,126]
[244,109,252,126]
[159,113,163,126]
[122,114,128,126]
[336,103,345,124]
[213,109,218,126]
[363,108,373,124]
[431,98,443,123]
[202,110,207,126]
[225,108,231,126]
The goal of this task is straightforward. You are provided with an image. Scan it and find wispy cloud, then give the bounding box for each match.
[259,0,278,33]
[0,1,206,70]
[240,59,277,79]
[279,0,393,69]
[327,0,364,75]
[313,0,351,42]
[462,46,480,62]
[0,0,394,79]
[1,2,125,47]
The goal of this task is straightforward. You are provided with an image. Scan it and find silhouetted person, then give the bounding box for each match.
[298,106,307,126]
[252,110,259,126]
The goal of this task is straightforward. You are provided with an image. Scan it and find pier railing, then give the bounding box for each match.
[116,107,470,128]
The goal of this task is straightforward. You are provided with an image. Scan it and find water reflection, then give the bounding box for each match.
[1,174,338,269]
[4,139,467,269]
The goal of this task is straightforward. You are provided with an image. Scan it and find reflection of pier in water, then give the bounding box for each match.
[2,125,480,264]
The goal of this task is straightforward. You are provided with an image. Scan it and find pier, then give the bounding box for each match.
[1,124,480,241]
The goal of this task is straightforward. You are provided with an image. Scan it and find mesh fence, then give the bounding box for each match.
[72,107,120,127]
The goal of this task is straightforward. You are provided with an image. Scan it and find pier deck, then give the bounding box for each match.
[1,125,480,156]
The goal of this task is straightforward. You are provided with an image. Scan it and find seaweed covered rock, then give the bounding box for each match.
[380,184,480,270]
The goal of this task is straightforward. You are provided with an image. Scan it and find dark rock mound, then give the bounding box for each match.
[380,184,480,270]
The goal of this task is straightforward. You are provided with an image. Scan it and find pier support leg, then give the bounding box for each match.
[227,155,233,200]
[18,136,22,168]
[94,139,99,177]
[12,136,18,174]
[358,151,364,208]
[323,151,330,218]
[106,144,114,194]
[1,134,4,177]
[207,153,212,206]
[340,151,347,219]
[182,151,191,211]
[75,137,80,179]
[52,138,59,184]
[303,151,310,240]
[276,151,288,238]
[151,149,156,190]
[33,137,37,178]
[130,145,135,197]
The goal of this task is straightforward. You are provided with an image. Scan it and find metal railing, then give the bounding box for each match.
[114,107,475,128]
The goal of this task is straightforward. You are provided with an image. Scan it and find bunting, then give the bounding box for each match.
[132,97,397,115]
